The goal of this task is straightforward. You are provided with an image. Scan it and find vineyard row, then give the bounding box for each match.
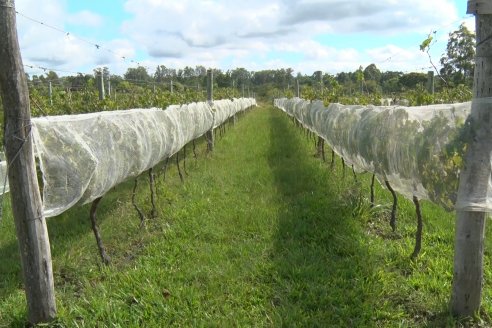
[0,98,257,217]
[274,97,486,213]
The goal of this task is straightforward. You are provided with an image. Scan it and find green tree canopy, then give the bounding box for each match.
[124,66,151,82]
[440,23,475,87]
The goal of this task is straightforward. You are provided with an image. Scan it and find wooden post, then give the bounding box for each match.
[426,71,434,94]
[97,69,105,100]
[48,81,53,106]
[206,69,214,152]
[296,79,300,98]
[107,78,111,97]
[0,0,57,323]
[451,3,492,316]
[315,70,323,97]
[170,80,174,94]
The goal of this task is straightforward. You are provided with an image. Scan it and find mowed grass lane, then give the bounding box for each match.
[1,103,491,327]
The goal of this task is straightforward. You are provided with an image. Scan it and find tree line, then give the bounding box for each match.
[25,23,474,106]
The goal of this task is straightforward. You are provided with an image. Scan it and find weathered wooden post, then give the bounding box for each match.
[426,71,434,94]
[0,0,57,323]
[170,80,174,94]
[48,81,53,106]
[97,69,105,100]
[296,79,300,98]
[107,77,111,98]
[206,69,215,151]
[315,70,323,98]
[451,1,492,316]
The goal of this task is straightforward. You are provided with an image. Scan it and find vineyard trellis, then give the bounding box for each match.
[1,0,490,324]
[0,1,257,322]
[274,38,491,312]
[274,97,471,211]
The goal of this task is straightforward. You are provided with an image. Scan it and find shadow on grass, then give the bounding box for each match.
[0,179,137,302]
[267,110,381,326]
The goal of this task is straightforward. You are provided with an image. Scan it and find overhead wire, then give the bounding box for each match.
[15,10,151,71]
[376,14,474,73]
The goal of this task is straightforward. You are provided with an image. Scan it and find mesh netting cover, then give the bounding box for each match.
[25,98,255,217]
[274,97,479,212]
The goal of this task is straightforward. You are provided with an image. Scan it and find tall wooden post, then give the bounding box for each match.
[97,69,105,100]
[0,0,56,323]
[451,1,492,316]
[48,81,53,106]
[426,71,434,94]
[170,80,174,93]
[315,70,323,97]
[296,79,300,98]
[107,78,111,97]
[206,69,214,151]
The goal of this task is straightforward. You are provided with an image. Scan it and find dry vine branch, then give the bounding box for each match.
[352,165,358,183]
[148,168,157,219]
[370,173,376,208]
[90,197,111,265]
[183,144,189,176]
[162,157,170,181]
[411,196,423,259]
[176,150,184,183]
[385,180,398,232]
[132,178,146,226]
[192,139,198,159]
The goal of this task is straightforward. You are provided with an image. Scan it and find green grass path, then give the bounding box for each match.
[1,104,491,327]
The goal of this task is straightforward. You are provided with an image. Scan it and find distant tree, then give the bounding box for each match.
[195,65,207,78]
[124,66,151,82]
[399,72,427,90]
[336,72,353,85]
[230,67,251,88]
[45,70,59,82]
[214,69,231,88]
[363,64,381,83]
[381,71,403,94]
[440,23,475,87]
[65,73,92,90]
[154,65,165,82]
[322,73,337,88]
[154,65,178,83]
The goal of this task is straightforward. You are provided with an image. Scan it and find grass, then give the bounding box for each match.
[1,103,492,327]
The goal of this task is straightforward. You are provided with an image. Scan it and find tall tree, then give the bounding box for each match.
[399,72,427,90]
[363,64,381,83]
[440,23,475,87]
[124,66,151,82]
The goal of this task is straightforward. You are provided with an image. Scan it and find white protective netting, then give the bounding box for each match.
[18,97,255,217]
[0,154,7,195]
[275,97,475,211]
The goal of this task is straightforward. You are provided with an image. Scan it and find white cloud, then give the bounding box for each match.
[15,0,465,77]
[67,10,104,28]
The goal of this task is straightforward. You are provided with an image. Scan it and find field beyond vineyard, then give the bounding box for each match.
[1,103,492,327]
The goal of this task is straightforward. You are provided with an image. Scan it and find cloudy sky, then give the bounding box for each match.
[14,0,472,77]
